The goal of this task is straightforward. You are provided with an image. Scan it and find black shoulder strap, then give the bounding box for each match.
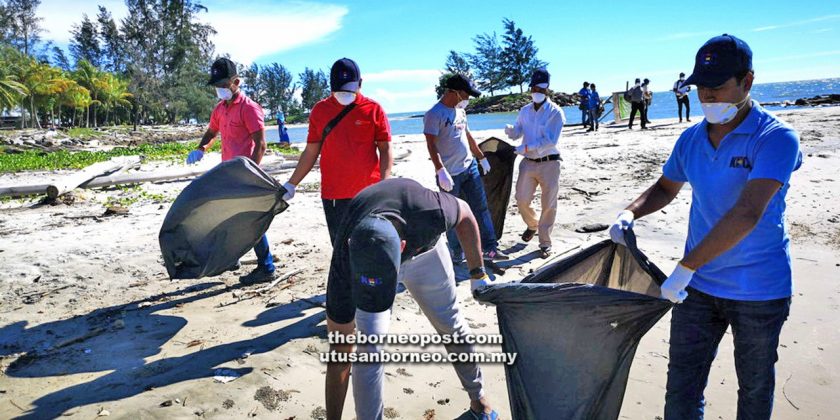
[321,103,358,143]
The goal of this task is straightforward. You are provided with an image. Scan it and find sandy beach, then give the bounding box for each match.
[1,106,838,419]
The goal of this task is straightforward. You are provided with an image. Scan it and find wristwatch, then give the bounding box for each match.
[469,266,486,279]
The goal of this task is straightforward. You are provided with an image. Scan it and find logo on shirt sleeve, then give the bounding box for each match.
[729,156,752,169]
[360,275,382,287]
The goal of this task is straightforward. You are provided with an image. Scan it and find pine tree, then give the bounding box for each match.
[445,50,471,77]
[5,0,43,56]
[69,15,102,68]
[500,18,546,93]
[299,68,329,111]
[468,32,505,96]
[96,6,124,74]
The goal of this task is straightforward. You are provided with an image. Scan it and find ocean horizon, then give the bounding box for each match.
[268,77,840,143]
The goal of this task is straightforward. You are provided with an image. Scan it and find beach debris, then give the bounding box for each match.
[396,368,412,377]
[310,406,327,420]
[571,187,602,199]
[436,398,450,405]
[96,407,110,417]
[218,268,304,307]
[782,374,800,410]
[254,386,292,411]
[20,284,73,304]
[384,407,399,418]
[185,339,204,348]
[402,387,414,395]
[103,205,129,216]
[213,368,241,383]
[222,399,234,409]
[575,223,609,233]
[160,400,174,407]
[423,409,437,420]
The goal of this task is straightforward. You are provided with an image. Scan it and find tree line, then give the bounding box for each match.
[0,0,331,129]
[439,18,546,97]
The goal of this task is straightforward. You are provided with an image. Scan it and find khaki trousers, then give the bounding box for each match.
[514,158,561,247]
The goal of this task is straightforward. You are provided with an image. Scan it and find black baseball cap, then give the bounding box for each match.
[684,34,753,88]
[208,57,237,86]
[348,215,401,313]
[530,68,550,87]
[445,73,481,97]
[330,58,361,92]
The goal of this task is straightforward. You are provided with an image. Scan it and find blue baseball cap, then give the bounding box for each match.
[348,215,401,313]
[684,34,753,88]
[330,58,361,92]
[530,68,550,88]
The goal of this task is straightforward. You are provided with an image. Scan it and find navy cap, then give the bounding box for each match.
[529,68,550,87]
[445,73,481,97]
[208,58,237,85]
[684,34,753,88]
[330,58,361,92]
[348,215,401,313]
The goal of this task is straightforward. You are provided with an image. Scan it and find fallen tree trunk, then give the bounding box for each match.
[46,156,142,199]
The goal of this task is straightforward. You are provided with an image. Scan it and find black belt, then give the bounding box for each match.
[526,154,560,162]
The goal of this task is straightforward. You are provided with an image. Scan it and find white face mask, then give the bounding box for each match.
[216,87,233,101]
[701,95,750,125]
[635,82,641,87]
[333,92,357,106]
[531,92,546,103]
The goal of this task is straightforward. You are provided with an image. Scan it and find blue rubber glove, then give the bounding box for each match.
[186,149,204,164]
[661,263,694,303]
[282,182,296,201]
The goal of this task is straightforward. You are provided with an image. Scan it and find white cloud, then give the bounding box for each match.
[361,69,442,113]
[201,1,348,64]
[751,14,840,32]
[37,1,347,65]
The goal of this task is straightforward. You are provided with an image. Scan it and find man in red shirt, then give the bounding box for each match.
[186,57,275,284]
[283,58,393,244]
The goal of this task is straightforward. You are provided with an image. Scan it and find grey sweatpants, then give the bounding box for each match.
[352,237,484,420]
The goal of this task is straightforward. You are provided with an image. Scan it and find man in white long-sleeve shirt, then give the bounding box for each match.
[505,68,566,258]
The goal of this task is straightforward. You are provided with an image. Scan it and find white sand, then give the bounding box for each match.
[1,107,839,419]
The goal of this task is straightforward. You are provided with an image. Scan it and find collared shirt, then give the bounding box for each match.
[508,98,566,160]
[673,79,691,97]
[662,101,802,301]
[423,102,472,176]
[208,93,265,161]
[307,93,391,200]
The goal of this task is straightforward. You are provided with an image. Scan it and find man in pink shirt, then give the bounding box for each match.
[186,57,275,284]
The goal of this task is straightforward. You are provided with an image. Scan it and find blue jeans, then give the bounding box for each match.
[665,287,791,420]
[440,160,497,258]
[253,234,275,272]
[581,108,590,126]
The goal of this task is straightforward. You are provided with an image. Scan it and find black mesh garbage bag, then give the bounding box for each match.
[479,137,516,240]
[159,157,288,279]
[474,231,672,420]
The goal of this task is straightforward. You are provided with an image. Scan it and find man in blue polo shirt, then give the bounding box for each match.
[609,34,802,420]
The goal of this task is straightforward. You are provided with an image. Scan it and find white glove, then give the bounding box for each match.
[282,182,296,201]
[479,158,491,174]
[186,149,204,164]
[609,210,635,246]
[661,263,694,303]
[504,124,515,139]
[437,167,454,192]
[470,273,492,292]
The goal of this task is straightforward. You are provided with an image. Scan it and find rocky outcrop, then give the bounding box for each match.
[466,92,580,114]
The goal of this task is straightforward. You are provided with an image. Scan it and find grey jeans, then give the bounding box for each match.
[352,237,484,419]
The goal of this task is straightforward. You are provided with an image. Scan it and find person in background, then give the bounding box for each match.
[587,83,601,132]
[283,58,392,245]
[423,73,508,263]
[673,72,692,122]
[505,69,566,258]
[643,78,653,124]
[186,57,275,284]
[578,81,591,128]
[610,34,802,420]
[628,78,647,130]
[276,110,290,145]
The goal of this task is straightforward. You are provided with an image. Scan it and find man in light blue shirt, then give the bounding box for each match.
[424,74,507,262]
[505,69,566,258]
[609,34,802,420]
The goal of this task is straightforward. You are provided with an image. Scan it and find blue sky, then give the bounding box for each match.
[42,0,840,113]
